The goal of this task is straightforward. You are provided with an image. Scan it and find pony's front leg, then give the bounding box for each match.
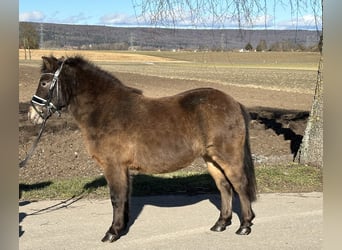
[101,166,130,242]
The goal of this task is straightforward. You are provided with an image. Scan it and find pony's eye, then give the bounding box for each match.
[41,82,47,87]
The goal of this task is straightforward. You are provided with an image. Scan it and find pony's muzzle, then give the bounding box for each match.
[28,106,44,125]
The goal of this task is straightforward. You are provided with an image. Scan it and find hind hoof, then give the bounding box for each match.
[235,226,251,235]
[101,232,119,242]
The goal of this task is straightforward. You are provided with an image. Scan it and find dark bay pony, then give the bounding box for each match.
[28,55,257,242]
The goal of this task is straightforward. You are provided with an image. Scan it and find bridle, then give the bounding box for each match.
[19,61,65,168]
[31,60,65,119]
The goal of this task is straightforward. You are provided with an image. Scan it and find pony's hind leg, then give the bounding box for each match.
[206,159,233,232]
[101,165,130,242]
[212,156,255,235]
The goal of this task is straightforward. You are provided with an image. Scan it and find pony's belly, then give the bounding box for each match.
[129,147,202,174]
[129,160,196,174]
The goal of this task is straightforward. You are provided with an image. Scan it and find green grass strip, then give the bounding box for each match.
[19,164,322,200]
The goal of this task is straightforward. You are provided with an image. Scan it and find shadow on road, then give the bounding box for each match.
[19,201,30,237]
[19,181,53,237]
[19,174,244,240]
[83,174,243,239]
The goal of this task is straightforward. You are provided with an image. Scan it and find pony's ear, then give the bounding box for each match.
[41,56,58,71]
[57,56,65,66]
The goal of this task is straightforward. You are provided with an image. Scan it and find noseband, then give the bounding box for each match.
[31,61,65,119]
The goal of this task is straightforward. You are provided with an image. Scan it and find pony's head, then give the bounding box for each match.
[28,56,67,124]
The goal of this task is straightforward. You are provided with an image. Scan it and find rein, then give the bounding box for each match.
[19,61,65,168]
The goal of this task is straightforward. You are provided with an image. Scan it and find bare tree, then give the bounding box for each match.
[133,0,323,167]
[297,4,323,167]
[133,0,322,29]
[19,22,39,60]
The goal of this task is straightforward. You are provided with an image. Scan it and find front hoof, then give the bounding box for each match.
[235,226,251,235]
[210,224,226,232]
[101,232,119,242]
[210,220,231,232]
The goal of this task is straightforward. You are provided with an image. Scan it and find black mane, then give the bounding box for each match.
[56,55,143,95]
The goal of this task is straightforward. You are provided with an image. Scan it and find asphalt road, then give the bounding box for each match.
[19,192,322,250]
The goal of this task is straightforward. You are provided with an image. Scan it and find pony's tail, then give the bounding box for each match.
[239,103,257,202]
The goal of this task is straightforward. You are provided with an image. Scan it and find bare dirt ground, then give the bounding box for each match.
[19,55,315,184]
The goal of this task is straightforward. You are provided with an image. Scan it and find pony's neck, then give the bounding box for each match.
[66,63,141,126]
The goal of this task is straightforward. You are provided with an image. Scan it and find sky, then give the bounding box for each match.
[19,0,322,30]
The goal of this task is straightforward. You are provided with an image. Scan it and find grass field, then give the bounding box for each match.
[19,49,319,68]
[19,49,320,94]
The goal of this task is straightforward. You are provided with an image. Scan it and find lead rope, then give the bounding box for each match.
[19,114,50,168]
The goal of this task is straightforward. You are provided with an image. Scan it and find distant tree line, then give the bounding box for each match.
[244,39,320,52]
[19,22,321,54]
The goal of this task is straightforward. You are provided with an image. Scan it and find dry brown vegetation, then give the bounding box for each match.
[19,49,175,62]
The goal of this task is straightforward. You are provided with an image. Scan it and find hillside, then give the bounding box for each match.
[20,22,320,51]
